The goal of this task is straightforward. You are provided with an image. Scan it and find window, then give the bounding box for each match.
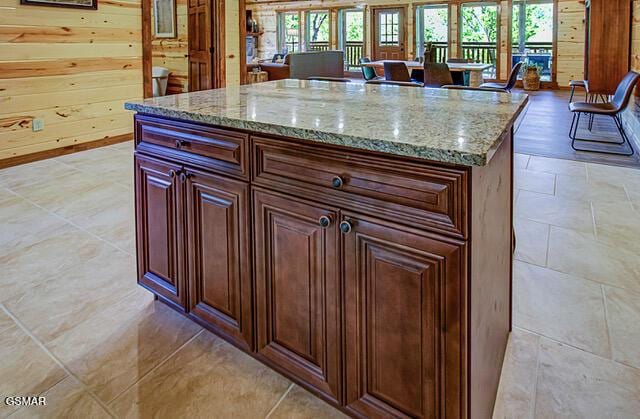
[461,3,498,78]
[512,0,554,82]
[305,10,330,52]
[415,4,448,62]
[277,12,301,54]
[338,9,365,70]
[378,10,400,46]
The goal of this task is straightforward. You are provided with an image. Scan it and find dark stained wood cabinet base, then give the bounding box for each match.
[133,114,514,419]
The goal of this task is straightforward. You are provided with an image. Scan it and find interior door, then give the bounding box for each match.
[253,188,342,404]
[342,213,465,418]
[373,7,406,60]
[135,154,186,311]
[188,0,213,91]
[186,168,253,351]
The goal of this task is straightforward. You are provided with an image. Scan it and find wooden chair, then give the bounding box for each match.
[384,62,412,82]
[423,62,453,88]
[569,71,640,156]
[480,61,523,92]
[366,80,423,88]
[360,57,380,81]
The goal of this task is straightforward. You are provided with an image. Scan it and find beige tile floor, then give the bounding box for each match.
[1,143,640,418]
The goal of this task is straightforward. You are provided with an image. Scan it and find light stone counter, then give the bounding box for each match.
[125,79,528,166]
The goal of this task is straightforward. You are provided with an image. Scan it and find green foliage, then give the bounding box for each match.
[308,12,329,42]
[422,7,448,42]
[345,12,364,42]
[512,3,553,45]
[461,5,497,43]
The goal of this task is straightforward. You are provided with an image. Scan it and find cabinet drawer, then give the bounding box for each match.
[253,137,468,238]
[135,115,249,179]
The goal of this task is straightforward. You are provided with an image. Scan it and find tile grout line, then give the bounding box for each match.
[264,383,294,419]
[515,258,638,297]
[529,335,542,419]
[589,202,599,241]
[0,303,119,419]
[5,185,133,256]
[600,286,614,361]
[107,328,205,406]
[513,324,640,372]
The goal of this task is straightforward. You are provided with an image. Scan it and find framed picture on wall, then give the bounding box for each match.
[20,0,97,10]
[154,0,177,38]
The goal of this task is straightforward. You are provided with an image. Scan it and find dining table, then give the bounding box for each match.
[361,60,493,87]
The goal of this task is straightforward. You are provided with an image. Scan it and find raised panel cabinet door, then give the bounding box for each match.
[253,188,342,404]
[135,154,186,310]
[343,213,466,419]
[185,168,253,350]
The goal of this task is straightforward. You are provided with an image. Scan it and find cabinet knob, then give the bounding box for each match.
[179,171,192,183]
[168,169,177,179]
[175,139,189,149]
[331,176,344,189]
[339,220,353,234]
[318,215,332,228]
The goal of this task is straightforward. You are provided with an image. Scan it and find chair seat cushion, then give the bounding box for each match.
[569,80,586,87]
[479,82,507,91]
[569,101,616,115]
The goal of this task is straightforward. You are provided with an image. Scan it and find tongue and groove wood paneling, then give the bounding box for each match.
[0,0,143,161]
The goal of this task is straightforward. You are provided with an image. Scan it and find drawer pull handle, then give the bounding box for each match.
[339,221,353,234]
[175,139,189,149]
[331,176,344,189]
[318,216,332,228]
[168,169,177,179]
[179,171,193,183]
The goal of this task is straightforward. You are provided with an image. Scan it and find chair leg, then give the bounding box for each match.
[569,86,575,103]
[570,113,635,156]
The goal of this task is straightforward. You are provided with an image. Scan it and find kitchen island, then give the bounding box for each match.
[125,80,528,419]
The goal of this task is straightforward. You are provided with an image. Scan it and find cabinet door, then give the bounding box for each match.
[343,213,466,419]
[253,189,342,404]
[135,154,186,310]
[186,168,253,350]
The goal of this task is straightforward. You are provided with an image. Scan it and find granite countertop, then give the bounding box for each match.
[125,79,528,166]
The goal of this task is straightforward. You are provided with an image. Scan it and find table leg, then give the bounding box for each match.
[469,71,484,88]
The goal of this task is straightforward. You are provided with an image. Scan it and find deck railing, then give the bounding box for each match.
[461,42,497,66]
[512,42,553,79]
[308,41,330,51]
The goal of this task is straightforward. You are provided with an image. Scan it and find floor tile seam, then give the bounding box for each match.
[264,382,294,419]
[106,328,205,407]
[0,303,118,418]
[3,187,133,256]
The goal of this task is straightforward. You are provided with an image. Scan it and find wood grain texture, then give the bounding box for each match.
[0,0,142,162]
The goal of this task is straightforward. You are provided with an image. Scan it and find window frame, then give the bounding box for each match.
[414,3,449,61]
[458,1,500,80]
[277,11,303,54]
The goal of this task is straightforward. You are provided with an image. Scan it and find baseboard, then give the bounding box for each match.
[0,133,133,170]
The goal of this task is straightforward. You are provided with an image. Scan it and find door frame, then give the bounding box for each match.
[457,0,501,82]
[141,0,226,95]
[371,5,408,61]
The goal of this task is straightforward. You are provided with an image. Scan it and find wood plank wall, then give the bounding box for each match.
[151,0,188,94]
[0,0,143,160]
[248,0,586,87]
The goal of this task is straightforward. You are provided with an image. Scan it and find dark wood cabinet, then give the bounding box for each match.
[342,213,465,419]
[185,168,253,350]
[133,115,514,419]
[253,188,342,403]
[135,154,186,311]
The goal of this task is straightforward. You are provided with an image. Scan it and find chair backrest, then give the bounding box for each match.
[612,71,640,112]
[423,62,453,88]
[366,80,422,88]
[288,51,345,79]
[424,42,437,63]
[384,62,411,82]
[360,57,378,81]
[505,61,524,90]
